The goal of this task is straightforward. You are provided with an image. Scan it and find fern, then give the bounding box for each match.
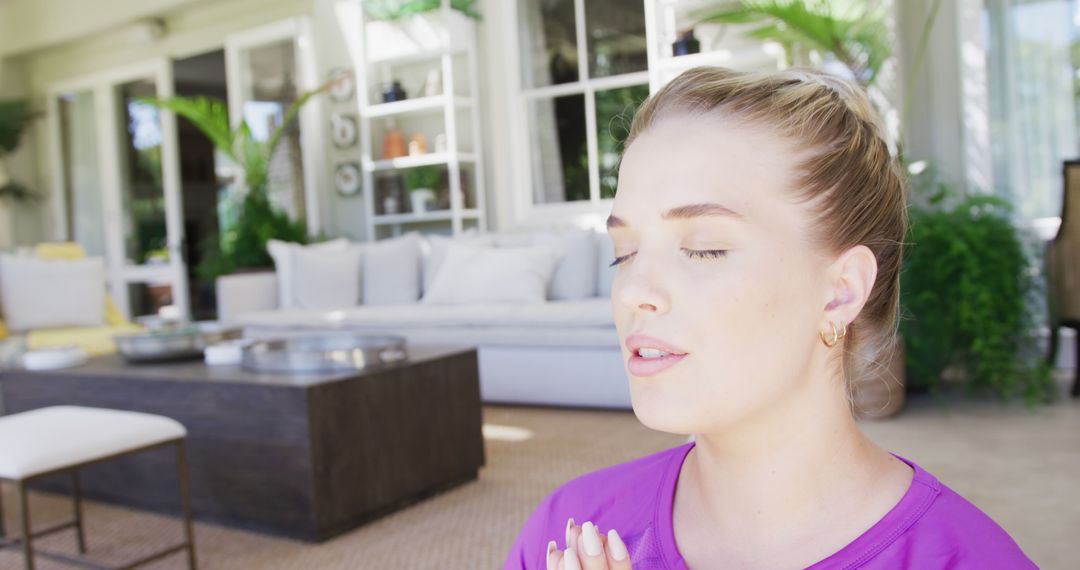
[139,82,329,280]
[696,0,890,87]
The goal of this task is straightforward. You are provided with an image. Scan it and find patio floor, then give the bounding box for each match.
[1,373,1076,569]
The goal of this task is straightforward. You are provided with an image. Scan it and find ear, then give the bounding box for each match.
[822,245,878,326]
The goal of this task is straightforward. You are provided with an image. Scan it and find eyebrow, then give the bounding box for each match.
[606,202,744,230]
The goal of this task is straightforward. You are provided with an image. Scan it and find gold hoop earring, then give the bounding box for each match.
[819,321,847,348]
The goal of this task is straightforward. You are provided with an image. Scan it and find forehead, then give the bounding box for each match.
[616,115,807,224]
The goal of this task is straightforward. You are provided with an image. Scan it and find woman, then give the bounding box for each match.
[504,67,1036,569]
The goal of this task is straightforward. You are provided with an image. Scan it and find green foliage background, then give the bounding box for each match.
[362,0,480,21]
[901,167,1055,404]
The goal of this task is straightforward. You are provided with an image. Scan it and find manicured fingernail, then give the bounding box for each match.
[607,528,628,561]
[565,517,574,547]
[581,521,602,557]
[563,547,581,570]
[546,540,557,566]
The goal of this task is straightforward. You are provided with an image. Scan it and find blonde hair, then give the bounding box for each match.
[626,66,908,393]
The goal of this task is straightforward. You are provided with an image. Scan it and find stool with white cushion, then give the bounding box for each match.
[0,406,196,569]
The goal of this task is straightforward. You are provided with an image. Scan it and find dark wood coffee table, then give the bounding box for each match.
[0,346,484,542]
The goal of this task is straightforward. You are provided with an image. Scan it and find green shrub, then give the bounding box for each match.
[900,168,1055,404]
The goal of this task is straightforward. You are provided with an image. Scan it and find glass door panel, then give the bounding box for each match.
[57,90,106,257]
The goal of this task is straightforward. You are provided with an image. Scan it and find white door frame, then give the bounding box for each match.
[224,16,325,236]
[46,58,190,320]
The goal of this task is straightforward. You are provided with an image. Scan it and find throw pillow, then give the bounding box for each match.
[267,238,350,309]
[364,233,423,305]
[290,245,364,310]
[0,254,106,331]
[595,231,617,298]
[421,232,494,293]
[422,243,559,305]
[532,228,598,300]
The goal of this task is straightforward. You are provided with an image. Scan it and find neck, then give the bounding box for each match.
[682,372,883,540]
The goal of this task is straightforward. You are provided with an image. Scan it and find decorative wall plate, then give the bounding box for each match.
[330,113,359,149]
[328,68,355,102]
[335,162,362,196]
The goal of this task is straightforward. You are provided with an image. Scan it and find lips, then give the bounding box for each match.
[625,333,688,377]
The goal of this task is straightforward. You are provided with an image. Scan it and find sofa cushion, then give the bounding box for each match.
[291,245,363,310]
[595,231,617,298]
[421,232,494,293]
[0,254,106,332]
[533,228,598,301]
[422,243,558,305]
[267,238,350,309]
[364,233,422,305]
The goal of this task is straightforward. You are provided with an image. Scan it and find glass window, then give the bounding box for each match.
[985,0,1079,219]
[58,90,106,258]
[586,0,648,78]
[238,38,307,220]
[596,84,649,198]
[519,0,579,88]
[520,0,649,206]
[117,79,168,265]
[529,94,589,203]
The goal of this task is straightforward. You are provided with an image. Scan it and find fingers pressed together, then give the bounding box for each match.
[546,518,632,570]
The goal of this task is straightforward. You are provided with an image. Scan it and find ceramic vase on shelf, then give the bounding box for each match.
[383,195,399,215]
[408,133,429,156]
[672,28,700,56]
[410,188,437,213]
[382,128,408,159]
[382,80,407,103]
[423,69,443,97]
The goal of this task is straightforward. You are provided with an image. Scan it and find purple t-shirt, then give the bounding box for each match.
[504,443,1036,569]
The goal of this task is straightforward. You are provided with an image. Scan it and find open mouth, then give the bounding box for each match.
[626,335,688,377]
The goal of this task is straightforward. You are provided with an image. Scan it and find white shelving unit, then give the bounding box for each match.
[354,0,487,241]
[645,0,785,92]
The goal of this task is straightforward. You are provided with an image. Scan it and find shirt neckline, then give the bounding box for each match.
[655,442,942,570]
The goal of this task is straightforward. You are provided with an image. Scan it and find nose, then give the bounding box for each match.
[614,256,671,316]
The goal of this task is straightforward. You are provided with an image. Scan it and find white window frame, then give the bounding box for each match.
[509,0,651,226]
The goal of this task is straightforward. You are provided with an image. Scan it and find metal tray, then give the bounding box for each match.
[241,333,408,373]
[115,322,241,363]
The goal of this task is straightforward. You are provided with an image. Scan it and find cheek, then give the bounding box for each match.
[688,251,819,373]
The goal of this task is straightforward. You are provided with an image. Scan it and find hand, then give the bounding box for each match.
[546,518,632,570]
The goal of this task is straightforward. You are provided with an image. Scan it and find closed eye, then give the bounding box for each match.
[682,248,728,260]
[609,252,636,267]
[608,249,727,267]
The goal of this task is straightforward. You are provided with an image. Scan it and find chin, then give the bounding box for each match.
[627,375,703,436]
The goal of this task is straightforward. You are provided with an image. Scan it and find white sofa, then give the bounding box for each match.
[216,228,631,409]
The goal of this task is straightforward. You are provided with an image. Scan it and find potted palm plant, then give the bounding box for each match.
[0,99,38,202]
[141,85,326,282]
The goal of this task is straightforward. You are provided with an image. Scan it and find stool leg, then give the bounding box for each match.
[18,481,33,570]
[176,441,197,570]
[1,480,6,539]
[70,470,87,553]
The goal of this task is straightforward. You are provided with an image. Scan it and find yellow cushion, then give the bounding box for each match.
[27,322,144,358]
[34,242,129,328]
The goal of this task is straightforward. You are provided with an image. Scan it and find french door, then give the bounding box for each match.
[48,60,189,321]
